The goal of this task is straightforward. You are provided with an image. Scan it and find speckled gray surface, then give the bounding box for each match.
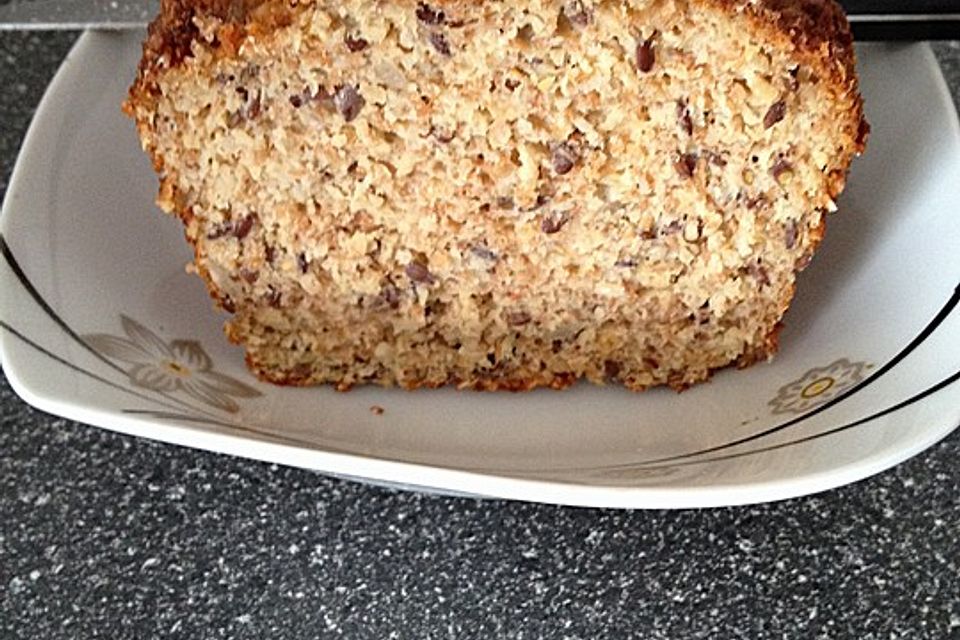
[1,31,959,639]
[0,0,157,28]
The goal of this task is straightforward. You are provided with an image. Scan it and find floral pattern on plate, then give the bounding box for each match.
[769,358,873,415]
[84,315,260,413]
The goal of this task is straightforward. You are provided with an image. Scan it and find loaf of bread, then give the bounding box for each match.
[125,0,866,391]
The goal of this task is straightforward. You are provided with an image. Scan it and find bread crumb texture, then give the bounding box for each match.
[126,0,866,390]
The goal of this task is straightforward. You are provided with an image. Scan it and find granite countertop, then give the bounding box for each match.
[1,31,959,639]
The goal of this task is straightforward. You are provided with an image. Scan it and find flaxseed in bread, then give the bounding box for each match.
[125,0,867,390]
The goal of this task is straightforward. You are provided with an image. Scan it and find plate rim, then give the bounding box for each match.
[5,363,959,508]
[1,32,959,508]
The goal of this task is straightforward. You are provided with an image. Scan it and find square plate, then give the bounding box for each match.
[2,32,959,508]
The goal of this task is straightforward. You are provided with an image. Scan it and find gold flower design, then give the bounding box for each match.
[84,315,260,413]
[769,358,872,415]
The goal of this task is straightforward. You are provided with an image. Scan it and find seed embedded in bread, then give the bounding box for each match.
[125,0,867,391]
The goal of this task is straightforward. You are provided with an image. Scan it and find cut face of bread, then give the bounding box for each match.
[126,0,866,390]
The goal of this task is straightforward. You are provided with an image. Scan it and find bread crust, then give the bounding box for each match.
[128,0,866,144]
[126,0,866,392]
[126,0,866,208]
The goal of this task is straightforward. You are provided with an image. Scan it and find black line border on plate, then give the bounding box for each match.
[0,319,166,407]
[626,282,960,467]
[2,231,958,470]
[0,234,126,376]
[0,234,382,455]
[0,234,247,425]
[640,368,960,470]
[0,319,358,453]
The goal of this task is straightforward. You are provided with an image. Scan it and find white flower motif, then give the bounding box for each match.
[769,358,871,415]
[84,315,260,413]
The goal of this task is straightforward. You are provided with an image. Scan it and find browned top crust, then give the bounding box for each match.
[718,0,869,154]
[140,0,253,71]
[136,0,857,75]
[753,0,855,55]
[128,0,866,152]
[736,0,861,101]
[127,0,280,108]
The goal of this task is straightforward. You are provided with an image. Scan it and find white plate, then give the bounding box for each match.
[2,33,958,508]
